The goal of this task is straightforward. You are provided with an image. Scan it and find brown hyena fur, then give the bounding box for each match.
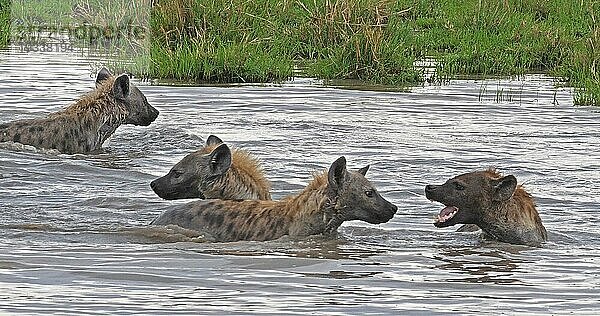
[151,156,398,242]
[425,168,547,247]
[0,68,159,154]
[150,135,271,201]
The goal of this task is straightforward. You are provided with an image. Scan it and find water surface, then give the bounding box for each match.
[0,48,599,314]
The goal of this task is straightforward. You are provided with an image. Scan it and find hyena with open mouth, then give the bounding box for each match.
[425,168,547,246]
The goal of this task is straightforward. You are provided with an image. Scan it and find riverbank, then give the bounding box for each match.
[1,0,598,105]
[150,0,599,105]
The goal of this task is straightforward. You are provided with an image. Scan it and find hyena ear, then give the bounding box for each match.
[328,156,348,192]
[206,135,224,146]
[492,175,517,201]
[208,143,232,176]
[112,74,130,100]
[357,165,370,176]
[95,67,112,87]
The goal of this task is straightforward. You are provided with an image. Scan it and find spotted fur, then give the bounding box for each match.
[151,156,398,242]
[0,68,158,154]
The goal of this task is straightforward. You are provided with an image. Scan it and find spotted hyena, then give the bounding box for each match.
[425,168,547,246]
[150,135,272,201]
[0,68,159,154]
[151,156,398,242]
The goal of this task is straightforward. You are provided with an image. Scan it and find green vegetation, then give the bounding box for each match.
[10,0,148,32]
[150,0,600,105]
[150,0,420,84]
[11,0,73,24]
[8,0,150,74]
[416,0,600,106]
[0,0,9,47]
[2,0,598,105]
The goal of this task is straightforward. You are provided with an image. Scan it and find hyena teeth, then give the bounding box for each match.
[426,169,547,246]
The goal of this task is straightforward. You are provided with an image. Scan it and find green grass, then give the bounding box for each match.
[149,0,420,83]
[10,0,148,31]
[8,0,150,74]
[149,0,600,105]
[404,0,600,105]
[0,0,9,47]
[11,0,73,24]
[4,0,599,105]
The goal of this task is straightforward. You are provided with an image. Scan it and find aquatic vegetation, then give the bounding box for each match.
[412,0,600,106]
[150,0,599,105]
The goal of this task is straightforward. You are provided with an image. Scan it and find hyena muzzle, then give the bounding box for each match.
[425,168,547,246]
[150,135,271,201]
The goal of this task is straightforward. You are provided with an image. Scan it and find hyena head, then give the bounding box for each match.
[425,169,517,228]
[96,68,159,126]
[328,156,398,224]
[150,136,232,200]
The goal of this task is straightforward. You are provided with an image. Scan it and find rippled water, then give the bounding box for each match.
[1,47,599,314]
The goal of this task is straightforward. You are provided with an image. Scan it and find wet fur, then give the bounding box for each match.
[150,136,271,201]
[426,168,547,246]
[151,157,397,242]
[153,173,330,242]
[0,69,158,154]
[480,171,547,245]
[201,142,271,200]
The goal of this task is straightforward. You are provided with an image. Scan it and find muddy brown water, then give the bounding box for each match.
[0,48,599,314]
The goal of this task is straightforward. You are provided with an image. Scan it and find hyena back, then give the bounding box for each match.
[425,168,547,246]
[150,135,271,201]
[0,68,159,154]
[151,156,398,242]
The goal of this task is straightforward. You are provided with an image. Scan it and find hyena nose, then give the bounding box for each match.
[147,107,159,122]
[150,180,158,190]
[425,185,436,193]
[151,107,159,118]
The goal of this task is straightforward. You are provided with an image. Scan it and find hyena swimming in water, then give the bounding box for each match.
[0,68,159,154]
[150,135,272,201]
[151,156,398,242]
[425,168,547,247]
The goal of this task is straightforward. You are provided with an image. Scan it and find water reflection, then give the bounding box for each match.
[296,270,383,279]
[178,235,383,261]
[433,245,531,285]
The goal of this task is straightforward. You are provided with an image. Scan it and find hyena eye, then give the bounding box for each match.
[365,190,374,198]
[454,182,465,191]
[171,170,183,178]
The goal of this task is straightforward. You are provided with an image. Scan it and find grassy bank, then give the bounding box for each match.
[150,0,599,105]
[2,0,598,105]
[150,0,420,84]
[0,0,9,47]
[7,0,150,74]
